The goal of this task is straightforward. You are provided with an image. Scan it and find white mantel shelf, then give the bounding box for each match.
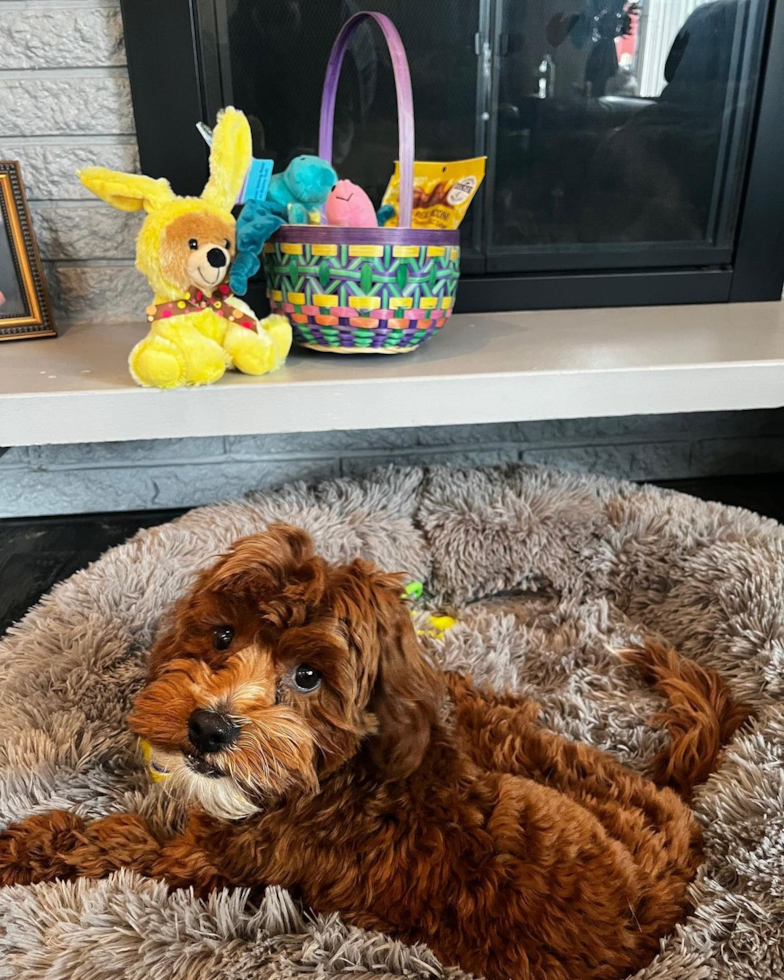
[2,303,784,448]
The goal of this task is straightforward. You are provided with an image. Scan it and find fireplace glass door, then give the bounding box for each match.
[204,0,769,281]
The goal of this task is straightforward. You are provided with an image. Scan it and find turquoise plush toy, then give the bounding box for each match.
[230,199,287,296]
[267,155,337,224]
[230,157,337,294]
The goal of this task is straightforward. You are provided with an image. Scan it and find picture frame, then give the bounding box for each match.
[0,161,56,341]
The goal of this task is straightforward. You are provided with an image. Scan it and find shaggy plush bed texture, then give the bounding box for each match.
[0,465,782,980]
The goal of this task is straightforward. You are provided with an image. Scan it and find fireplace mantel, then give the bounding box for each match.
[2,303,784,448]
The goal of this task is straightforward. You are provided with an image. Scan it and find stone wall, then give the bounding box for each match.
[0,0,147,323]
[3,409,784,518]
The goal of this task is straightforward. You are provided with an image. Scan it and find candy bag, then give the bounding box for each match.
[380,157,486,230]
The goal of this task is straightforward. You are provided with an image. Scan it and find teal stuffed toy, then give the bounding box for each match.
[376,204,395,227]
[230,156,343,295]
[230,199,287,296]
[230,156,336,294]
[267,155,337,224]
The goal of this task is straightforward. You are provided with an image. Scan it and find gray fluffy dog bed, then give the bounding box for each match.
[0,465,782,980]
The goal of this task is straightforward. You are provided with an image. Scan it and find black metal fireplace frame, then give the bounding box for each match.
[120,0,784,313]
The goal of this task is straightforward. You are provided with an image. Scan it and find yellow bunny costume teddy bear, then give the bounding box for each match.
[79,108,291,388]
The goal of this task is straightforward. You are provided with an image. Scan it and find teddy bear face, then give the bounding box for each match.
[160,211,236,295]
[81,107,253,300]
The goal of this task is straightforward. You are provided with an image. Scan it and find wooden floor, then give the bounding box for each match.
[1,472,782,635]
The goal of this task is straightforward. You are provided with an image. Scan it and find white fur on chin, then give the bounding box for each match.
[150,749,258,821]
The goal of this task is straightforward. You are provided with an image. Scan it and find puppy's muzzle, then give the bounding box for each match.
[188,708,239,755]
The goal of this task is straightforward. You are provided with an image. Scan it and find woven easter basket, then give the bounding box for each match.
[262,12,461,354]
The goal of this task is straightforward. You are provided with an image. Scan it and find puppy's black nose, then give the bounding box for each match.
[206,247,227,268]
[187,709,239,755]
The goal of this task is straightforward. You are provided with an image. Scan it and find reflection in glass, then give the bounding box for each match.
[491,0,762,255]
[218,0,766,273]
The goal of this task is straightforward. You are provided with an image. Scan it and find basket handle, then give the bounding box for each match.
[318,12,414,228]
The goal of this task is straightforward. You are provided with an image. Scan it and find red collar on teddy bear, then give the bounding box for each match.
[145,283,256,329]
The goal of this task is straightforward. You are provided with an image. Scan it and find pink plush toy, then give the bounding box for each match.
[326,179,377,227]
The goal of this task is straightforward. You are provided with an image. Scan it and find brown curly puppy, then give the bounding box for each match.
[0,525,749,980]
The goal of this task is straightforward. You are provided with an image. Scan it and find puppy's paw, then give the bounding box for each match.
[0,810,85,887]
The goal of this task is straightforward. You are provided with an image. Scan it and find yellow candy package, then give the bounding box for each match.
[381,157,486,230]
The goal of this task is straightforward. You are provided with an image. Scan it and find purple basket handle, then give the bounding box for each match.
[319,12,414,228]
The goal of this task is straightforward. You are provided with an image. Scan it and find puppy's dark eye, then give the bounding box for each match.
[212,625,234,650]
[224,239,231,250]
[293,664,321,692]
[188,238,198,250]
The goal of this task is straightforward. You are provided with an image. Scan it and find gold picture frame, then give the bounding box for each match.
[0,161,56,340]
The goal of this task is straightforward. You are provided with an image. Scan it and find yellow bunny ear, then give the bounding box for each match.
[201,107,252,210]
[78,168,176,213]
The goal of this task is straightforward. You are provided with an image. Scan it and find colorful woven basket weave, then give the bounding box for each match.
[262,12,461,354]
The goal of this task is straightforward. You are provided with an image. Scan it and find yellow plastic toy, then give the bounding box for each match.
[139,738,170,782]
[404,581,457,640]
[79,107,291,388]
[420,614,457,640]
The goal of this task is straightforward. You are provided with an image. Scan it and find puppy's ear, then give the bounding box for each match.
[367,576,444,782]
[209,524,315,594]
